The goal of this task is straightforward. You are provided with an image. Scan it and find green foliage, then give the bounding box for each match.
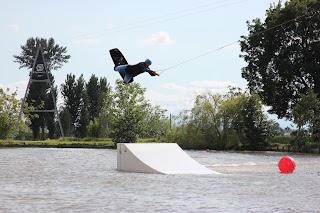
[139,105,169,139]
[241,94,272,150]
[165,125,212,150]
[292,89,320,129]
[268,121,284,136]
[61,74,80,124]
[87,118,100,138]
[13,37,70,71]
[189,92,224,149]
[86,75,100,121]
[96,86,113,138]
[220,90,247,148]
[98,80,169,143]
[290,130,309,151]
[240,0,320,119]
[78,87,89,138]
[306,142,319,150]
[167,88,275,150]
[0,138,114,148]
[0,88,19,139]
[86,75,111,122]
[109,80,149,143]
[0,88,31,140]
[61,74,88,137]
[292,89,320,150]
[61,74,111,138]
[272,136,292,145]
[61,74,169,140]
[138,138,164,143]
[59,107,72,136]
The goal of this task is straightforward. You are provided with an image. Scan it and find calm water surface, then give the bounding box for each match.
[0,148,319,213]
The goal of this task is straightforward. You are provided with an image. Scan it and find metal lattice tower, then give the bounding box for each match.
[15,46,64,139]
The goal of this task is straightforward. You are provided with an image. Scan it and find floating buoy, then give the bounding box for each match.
[278,156,296,174]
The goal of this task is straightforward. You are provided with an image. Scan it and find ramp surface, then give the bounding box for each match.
[117,143,218,175]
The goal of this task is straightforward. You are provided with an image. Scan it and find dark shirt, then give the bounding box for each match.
[126,62,155,77]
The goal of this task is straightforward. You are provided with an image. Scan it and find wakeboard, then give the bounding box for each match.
[109,48,133,83]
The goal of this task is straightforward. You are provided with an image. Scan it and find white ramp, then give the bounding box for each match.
[117,143,217,175]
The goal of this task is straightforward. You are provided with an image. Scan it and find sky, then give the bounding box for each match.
[0,0,293,128]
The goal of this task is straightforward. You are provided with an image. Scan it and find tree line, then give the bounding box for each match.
[166,88,277,150]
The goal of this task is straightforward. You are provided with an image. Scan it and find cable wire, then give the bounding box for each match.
[158,7,320,75]
[60,0,251,45]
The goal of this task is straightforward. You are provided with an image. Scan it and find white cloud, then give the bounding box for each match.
[190,80,237,88]
[72,38,100,45]
[7,24,20,32]
[160,83,187,92]
[146,89,193,113]
[146,80,239,114]
[161,80,238,96]
[0,81,28,99]
[145,31,174,45]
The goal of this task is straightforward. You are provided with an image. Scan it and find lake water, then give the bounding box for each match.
[0,148,319,213]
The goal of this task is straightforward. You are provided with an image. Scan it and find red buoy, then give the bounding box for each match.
[278,156,296,174]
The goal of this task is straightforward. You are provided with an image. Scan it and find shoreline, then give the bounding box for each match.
[0,144,114,149]
[1,143,319,154]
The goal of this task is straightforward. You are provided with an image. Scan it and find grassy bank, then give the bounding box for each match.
[0,138,114,149]
[0,137,164,149]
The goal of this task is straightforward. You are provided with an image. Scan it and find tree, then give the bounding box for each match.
[61,74,79,125]
[59,107,72,137]
[220,91,247,149]
[13,37,70,71]
[190,93,224,149]
[241,94,272,150]
[87,118,100,138]
[95,85,114,138]
[109,80,150,143]
[240,0,320,119]
[268,121,283,136]
[61,74,86,136]
[167,89,274,150]
[13,37,70,139]
[292,89,320,151]
[77,87,89,138]
[292,89,320,130]
[170,91,232,150]
[0,88,20,139]
[86,75,100,121]
[86,75,111,122]
[140,105,169,138]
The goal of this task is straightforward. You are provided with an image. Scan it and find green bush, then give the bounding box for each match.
[272,136,292,145]
[306,142,319,150]
[138,138,161,143]
[87,118,100,138]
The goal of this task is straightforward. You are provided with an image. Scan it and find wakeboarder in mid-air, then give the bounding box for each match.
[109,48,159,84]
